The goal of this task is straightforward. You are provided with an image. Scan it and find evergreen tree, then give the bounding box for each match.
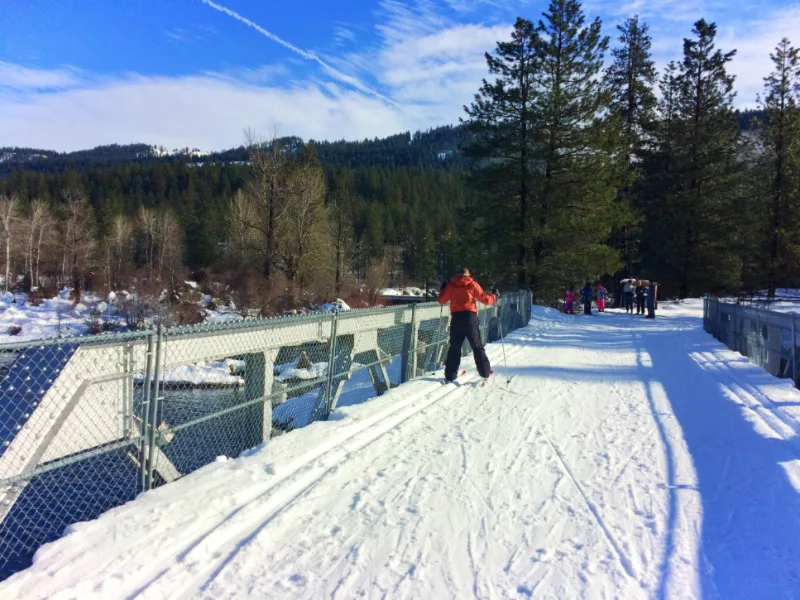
[639,61,681,281]
[327,170,359,293]
[526,0,623,297]
[605,16,657,278]
[670,20,743,297]
[463,18,539,286]
[757,38,800,297]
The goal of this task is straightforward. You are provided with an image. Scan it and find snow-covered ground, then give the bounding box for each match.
[4,301,800,599]
[0,290,98,343]
[380,287,431,297]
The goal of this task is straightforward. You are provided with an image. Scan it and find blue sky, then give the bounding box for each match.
[1,0,798,151]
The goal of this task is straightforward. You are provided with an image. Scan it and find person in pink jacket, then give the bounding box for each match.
[565,286,576,314]
[596,284,608,312]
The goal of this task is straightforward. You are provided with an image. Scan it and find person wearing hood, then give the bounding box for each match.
[438,267,497,382]
[579,282,593,315]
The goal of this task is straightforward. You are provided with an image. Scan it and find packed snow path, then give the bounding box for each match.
[4,302,800,599]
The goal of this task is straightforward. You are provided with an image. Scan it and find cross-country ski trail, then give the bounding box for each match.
[3,301,800,599]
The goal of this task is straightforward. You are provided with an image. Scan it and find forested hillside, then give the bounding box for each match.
[1,0,799,315]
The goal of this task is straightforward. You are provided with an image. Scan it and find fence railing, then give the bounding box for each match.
[0,291,531,578]
[703,297,798,384]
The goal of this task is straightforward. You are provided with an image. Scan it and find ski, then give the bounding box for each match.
[442,370,467,385]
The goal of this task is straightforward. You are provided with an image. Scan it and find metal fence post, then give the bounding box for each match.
[145,324,164,491]
[138,330,155,493]
[324,311,339,417]
[792,316,797,387]
[409,304,419,380]
[715,300,722,339]
[756,307,762,366]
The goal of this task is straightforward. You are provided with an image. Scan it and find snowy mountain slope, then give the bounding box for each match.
[2,303,800,599]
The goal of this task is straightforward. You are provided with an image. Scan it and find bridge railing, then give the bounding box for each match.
[0,290,531,579]
[703,297,798,385]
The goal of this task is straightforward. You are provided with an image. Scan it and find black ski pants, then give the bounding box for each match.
[444,311,491,381]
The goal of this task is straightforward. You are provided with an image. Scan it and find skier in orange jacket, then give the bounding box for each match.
[438,267,497,382]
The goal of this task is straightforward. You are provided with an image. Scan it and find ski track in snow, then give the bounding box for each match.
[3,301,800,599]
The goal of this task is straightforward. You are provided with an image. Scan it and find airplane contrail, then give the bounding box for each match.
[199,0,399,107]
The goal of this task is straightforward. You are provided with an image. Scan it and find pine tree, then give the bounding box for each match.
[758,38,800,297]
[526,0,623,297]
[673,20,743,297]
[639,61,680,280]
[605,16,657,278]
[463,18,539,286]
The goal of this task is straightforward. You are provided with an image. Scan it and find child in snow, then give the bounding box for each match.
[597,284,607,312]
[579,282,593,315]
[565,286,576,314]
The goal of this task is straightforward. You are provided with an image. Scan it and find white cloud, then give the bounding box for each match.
[379,23,510,107]
[0,73,425,151]
[0,62,81,92]
[200,0,398,106]
[333,26,356,44]
[7,0,793,152]
[717,7,800,107]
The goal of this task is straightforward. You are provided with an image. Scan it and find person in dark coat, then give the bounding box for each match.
[646,282,657,318]
[438,267,497,382]
[579,282,593,315]
[635,283,646,315]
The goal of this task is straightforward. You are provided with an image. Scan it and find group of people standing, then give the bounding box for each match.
[564,282,608,315]
[564,279,657,318]
[622,280,657,318]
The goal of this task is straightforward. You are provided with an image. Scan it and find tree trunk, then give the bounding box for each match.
[35,226,43,287]
[5,235,10,293]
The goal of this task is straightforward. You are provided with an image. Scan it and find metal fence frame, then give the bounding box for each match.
[0,291,531,578]
[703,297,798,385]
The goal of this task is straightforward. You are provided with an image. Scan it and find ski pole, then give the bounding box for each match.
[431,302,445,373]
[496,295,510,384]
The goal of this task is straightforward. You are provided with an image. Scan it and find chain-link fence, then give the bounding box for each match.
[0,291,531,579]
[704,297,799,384]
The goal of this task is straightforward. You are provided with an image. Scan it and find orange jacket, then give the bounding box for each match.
[438,276,496,314]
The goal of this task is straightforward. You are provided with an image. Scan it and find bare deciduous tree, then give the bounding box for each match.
[59,190,96,300]
[278,149,331,293]
[226,189,259,274]
[328,187,359,294]
[155,208,182,288]
[245,129,292,282]
[103,214,133,291]
[365,258,389,307]
[22,200,53,289]
[0,194,19,292]
[136,206,157,282]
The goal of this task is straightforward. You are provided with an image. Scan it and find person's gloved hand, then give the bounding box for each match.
[491,287,500,297]
[440,280,448,290]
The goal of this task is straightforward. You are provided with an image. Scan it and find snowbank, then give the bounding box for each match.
[275,355,328,382]
[379,287,430,297]
[318,298,351,313]
[0,293,99,344]
[134,358,246,388]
